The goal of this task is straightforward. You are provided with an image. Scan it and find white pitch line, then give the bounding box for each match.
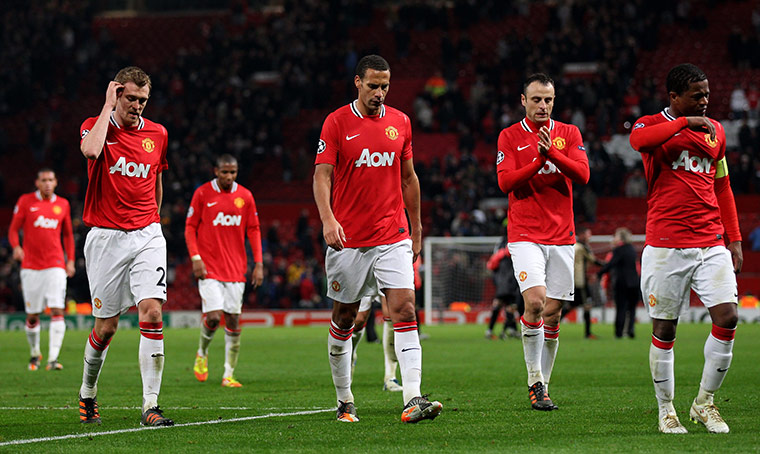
[0,406,327,411]
[0,407,335,447]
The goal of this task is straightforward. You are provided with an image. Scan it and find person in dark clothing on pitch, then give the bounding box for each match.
[597,227,641,338]
[485,225,523,339]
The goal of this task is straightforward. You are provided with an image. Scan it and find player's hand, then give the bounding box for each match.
[537,126,551,156]
[65,260,75,278]
[251,263,264,289]
[323,218,346,251]
[685,116,715,142]
[12,246,24,262]
[728,241,743,273]
[411,231,422,263]
[192,259,208,279]
[105,81,124,109]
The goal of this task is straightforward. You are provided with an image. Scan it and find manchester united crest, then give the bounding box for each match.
[385,126,399,141]
[552,137,566,150]
[234,197,245,209]
[519,271,527,282]
[331,281,341,292]
[53,205,62,215]
[94,298,102,309]
[142,137,156,153]
[704,133,718,148]
[648,294,657,307]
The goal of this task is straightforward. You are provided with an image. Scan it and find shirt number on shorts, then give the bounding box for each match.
[156,267,166,287]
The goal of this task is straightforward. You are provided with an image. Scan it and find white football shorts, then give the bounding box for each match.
[326,239,414,304]
[359,289,384,312]
[20,267,67,314]
[84,223,167,318]
[508,242,575,301]
[198,279,245,314]
[641,245,737,320]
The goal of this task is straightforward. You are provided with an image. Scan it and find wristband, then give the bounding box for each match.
[191,255,202,261]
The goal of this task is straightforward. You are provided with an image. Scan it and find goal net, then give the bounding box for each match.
[422,234,646,325]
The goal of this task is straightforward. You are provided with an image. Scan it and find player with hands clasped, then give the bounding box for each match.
[496,73,589,411]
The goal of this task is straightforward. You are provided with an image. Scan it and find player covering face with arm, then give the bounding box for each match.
[629,63,741,434]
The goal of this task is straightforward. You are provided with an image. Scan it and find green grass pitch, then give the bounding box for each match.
[0,323,758,453]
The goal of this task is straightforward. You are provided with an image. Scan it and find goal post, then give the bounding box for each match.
[422,234,646,325]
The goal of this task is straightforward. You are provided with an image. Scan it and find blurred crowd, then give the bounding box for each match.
[1,0,759,311]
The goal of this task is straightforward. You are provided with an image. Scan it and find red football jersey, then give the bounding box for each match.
[8,191,74,270]
[80,112,168,230]
[630,109,727,248]
[185,180,263,282]
[315,101,413,248]
[497,118,589,245]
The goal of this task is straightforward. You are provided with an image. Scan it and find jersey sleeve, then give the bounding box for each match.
[545,126,589,184]
[158,125,169,172]
[713,124,741,242]
[184,188,203,257]
[315,113,340,166]
[401,112,413,161]
[79,117,96,144]
[62,200,75,262]
[496,129,544,194]
[246,192,263,263]
[629,116,688,151]
[8,196,25,248]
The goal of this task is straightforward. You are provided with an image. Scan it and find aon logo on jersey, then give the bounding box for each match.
[537,160,561,175]
[33,215,59,229]
[213,212,242,226]
[355,149,395,167]
[672,150,713,173]
[110,156,151,178]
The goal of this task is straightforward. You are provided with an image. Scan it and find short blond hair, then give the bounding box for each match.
[615,227,632,244]
[114,66,152,94]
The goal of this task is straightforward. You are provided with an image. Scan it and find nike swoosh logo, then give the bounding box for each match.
[653,378,669,383]
[30,207,40,212]
[206,202,218,207]
[717,367,729,372]
[517,145,530,151]
[329,352,347,357]
[106,141,118,145]
[401,347,420,352]
[346,134,360,141]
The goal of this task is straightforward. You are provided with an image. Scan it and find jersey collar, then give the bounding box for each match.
[520,117,554,133]
[661,108,677,121]
[350,100,386,119]
[110,111,145,130]
[34,190,57,202]
[211,179,238,193]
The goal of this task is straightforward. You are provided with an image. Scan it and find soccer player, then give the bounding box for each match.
[485,226,522,340]
[496,73,590,411]
[629,63,742,434]
[314,54,442,423]
[78,66,173,426]
[185,154,264,388]
[563,226,601,339]
[8,169,75,371]
[350,292,403,392]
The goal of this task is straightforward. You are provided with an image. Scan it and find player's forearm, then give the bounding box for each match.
[63,222,75,261]
[497,158,544,193]
[629,117,688,151]
[313,169,336,224]
[184,226,200,257]
[8,220,21,248]
[155,173,163,215]
[545,149,590,184]
[402,175,422,236]
[81,105,112,160]
[715,175,742,242]
[247,226,264,263]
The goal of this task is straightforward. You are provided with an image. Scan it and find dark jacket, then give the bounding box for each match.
[597,243,639,289]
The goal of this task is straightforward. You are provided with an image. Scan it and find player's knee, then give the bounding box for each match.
[26,314,40,326]
[205,315,221,329]
[394,302,416,322]
[141,307,162,323]
[224,314,240,330]
[716,312,738,330]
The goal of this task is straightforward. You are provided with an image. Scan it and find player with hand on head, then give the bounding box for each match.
[496,73,589,411]
[185,154,264,388]
[8,169,75,371]
[629,63,742,434]
[314,54,442,423]
[78,66,173,426]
